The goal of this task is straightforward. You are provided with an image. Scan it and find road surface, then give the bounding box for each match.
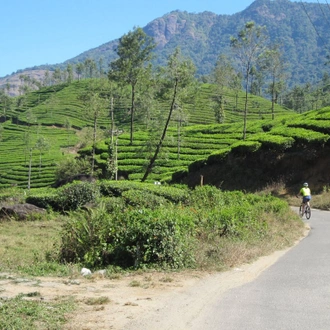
[125,208,330,330]
[189,208,330,329]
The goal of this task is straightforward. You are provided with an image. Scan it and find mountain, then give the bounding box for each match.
[2,0,330,94]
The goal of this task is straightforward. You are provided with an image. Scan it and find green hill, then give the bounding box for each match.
[0,78,306,190]
[175,107,330,193]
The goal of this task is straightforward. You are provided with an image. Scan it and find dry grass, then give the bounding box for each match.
[83,296,111,305]
[259,179,287,197]
[310,191,330,210]
[0,219,61,269]
[285,190,330,210]
[194,209,305,272]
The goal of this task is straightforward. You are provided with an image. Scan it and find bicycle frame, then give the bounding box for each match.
[299,202,311,219]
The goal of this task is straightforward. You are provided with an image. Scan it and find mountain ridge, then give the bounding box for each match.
[1,0,330,94]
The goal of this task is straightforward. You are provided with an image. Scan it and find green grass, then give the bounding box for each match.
[0,218,75,276]
[0,294,75,330]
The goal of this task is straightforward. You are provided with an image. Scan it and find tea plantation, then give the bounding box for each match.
[1,78,329,189]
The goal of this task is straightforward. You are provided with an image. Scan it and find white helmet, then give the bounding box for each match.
[303,182,308,187]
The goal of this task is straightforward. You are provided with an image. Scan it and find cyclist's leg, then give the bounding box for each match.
[301,199,306,214]
[299,201,305,216]
[305,196,311,211]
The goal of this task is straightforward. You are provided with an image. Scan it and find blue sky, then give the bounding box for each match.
[1,0,328,77]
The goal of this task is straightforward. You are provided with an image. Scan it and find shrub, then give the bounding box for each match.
[26,189,58,209]
[0,187,25,203]
[57,185,299,270]
[54,157,91,183]
[100,152,108,160]
[122,190,169,209]
[98,180,190,204]
[59,204,196,269]
[231,141,262,154]
[56,181,100,211]
[270,126,329,145]
[188,187,269,240]
[248,133,294,151]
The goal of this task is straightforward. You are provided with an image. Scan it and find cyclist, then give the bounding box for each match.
[296,182,311,216]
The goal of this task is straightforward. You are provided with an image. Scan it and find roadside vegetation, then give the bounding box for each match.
[0,182,306,273]
[0,181,308,329]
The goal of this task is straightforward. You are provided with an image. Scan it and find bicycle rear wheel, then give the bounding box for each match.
[305,206,311,219]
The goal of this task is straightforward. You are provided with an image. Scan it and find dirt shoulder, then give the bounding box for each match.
[0,225,309,330]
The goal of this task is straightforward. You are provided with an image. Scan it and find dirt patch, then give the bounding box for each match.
[0,225,309,330]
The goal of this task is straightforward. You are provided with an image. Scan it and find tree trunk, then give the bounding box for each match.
[28,148,32,191]
[141,78,179,182]
[271,76,275,120]
[243,71,249,140]
[130,84,135,145]
[92,115,97,176]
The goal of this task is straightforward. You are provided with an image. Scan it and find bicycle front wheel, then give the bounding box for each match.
[305,206,311,219]
[299,205,304,217]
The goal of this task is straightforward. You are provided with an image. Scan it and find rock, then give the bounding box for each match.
[0,203,46,220]
[81,268,92,276]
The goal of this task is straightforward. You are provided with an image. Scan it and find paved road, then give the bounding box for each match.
[190,208,330,330]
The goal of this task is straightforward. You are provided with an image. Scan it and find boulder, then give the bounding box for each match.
[0,203,46,220]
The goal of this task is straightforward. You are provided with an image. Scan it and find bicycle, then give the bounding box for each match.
[299,202,311,219]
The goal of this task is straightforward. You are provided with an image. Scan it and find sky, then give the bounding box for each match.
[1,0,329,77]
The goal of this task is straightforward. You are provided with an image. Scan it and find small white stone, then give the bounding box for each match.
[81,268,92,276]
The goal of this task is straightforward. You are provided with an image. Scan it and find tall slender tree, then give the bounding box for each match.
[259,44,287,119]
[230,21,268,139]
[0,90,12,122]
[84,58,97,78]
[79,80,108,176]
[75,63,84,81]
[141,48,196,182]
[34,136,50,177]
[66,64,74,83]
[109,27,155,145]
[212,54,238,123]
[52,68,62,84]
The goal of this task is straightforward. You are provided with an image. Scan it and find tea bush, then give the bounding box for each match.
[98,180,189,203]
[248,133,295,151]
[59,204,197,268]
[56,181,100,211]
[231,141,262,154]
[122,190,169,208]
[57,184,293,269]
[25,188,58,209]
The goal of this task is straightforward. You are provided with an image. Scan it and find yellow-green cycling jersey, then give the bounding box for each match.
[300,187,311,203]
[300,187,311,197]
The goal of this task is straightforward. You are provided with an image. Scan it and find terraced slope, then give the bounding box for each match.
[172,107,330,192]
[0,79,294,189]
